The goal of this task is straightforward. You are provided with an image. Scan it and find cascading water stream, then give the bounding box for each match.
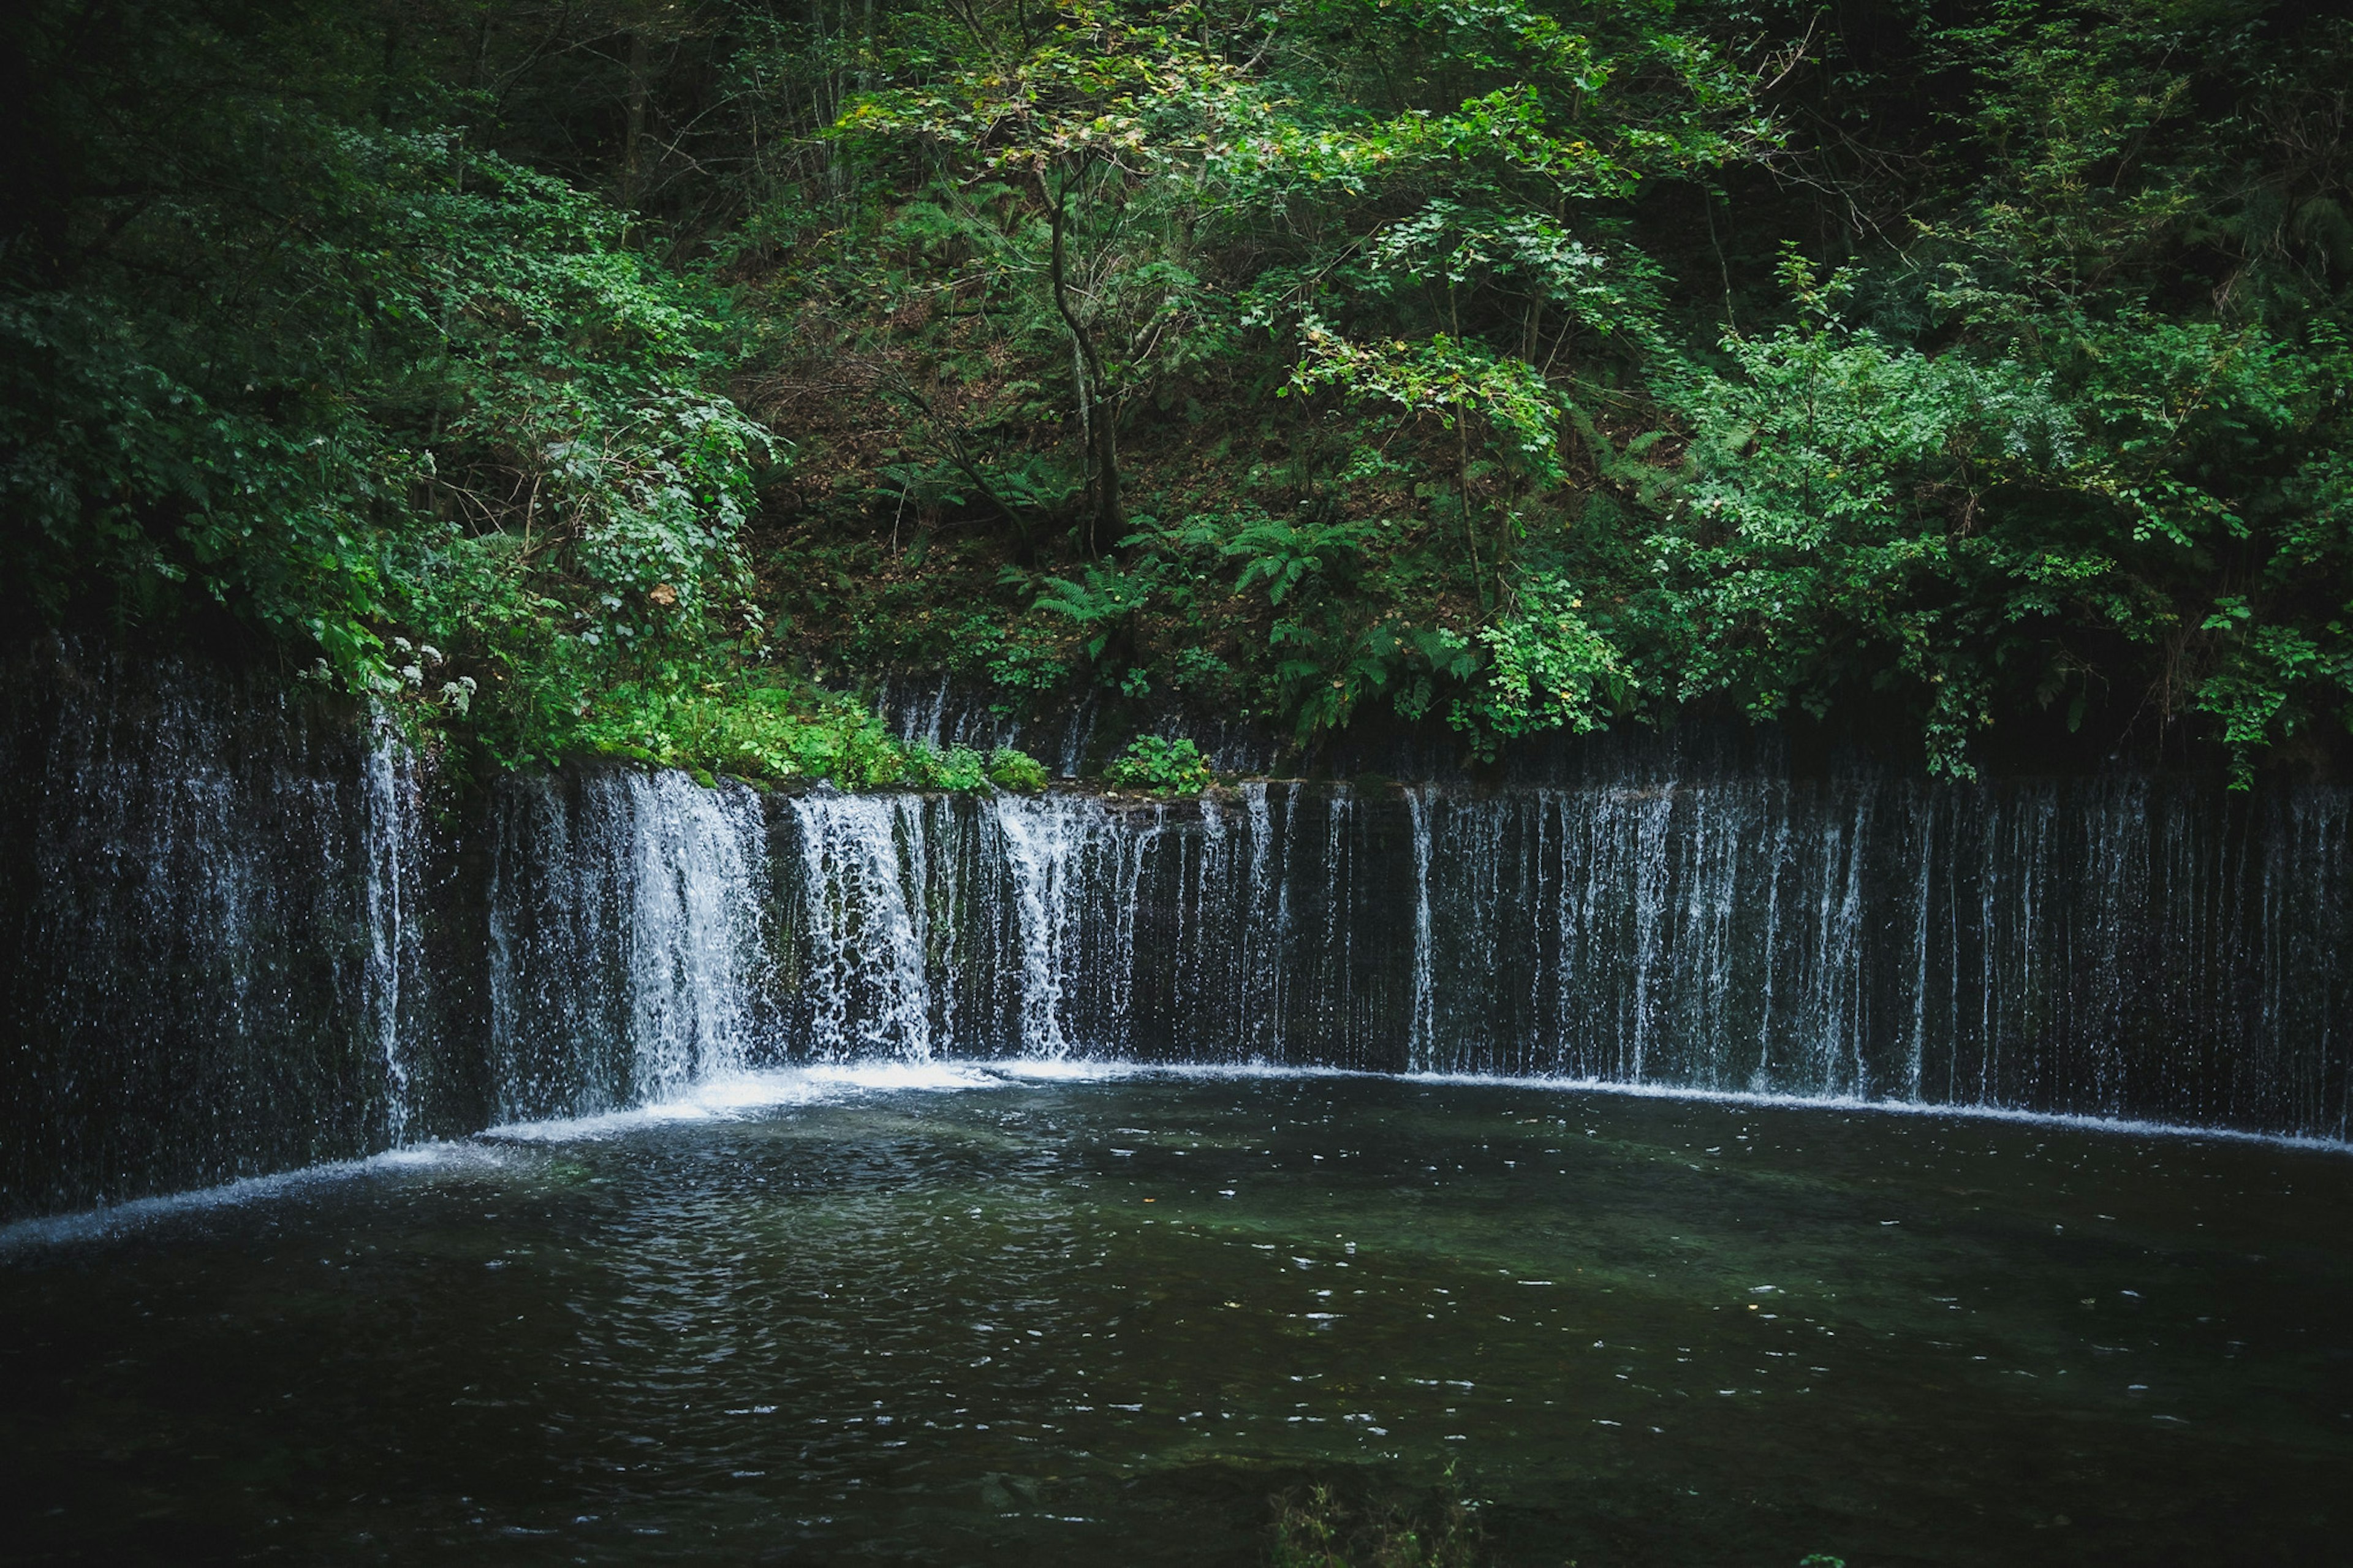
[991,793,1109,1061]
[7,642,2352,1223]
[358,712,423,1146]
[0,645,468,1214]
[621,771,768,1098]
[485,768,770,1120]
[1405,785,1436,1074]
[787,792,936,1060]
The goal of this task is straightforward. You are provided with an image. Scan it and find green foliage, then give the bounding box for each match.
[567,679,916,790]
[1648,247,2086,775]
[550,675,1049,795]
[986,746,1051,793]
[987,631,1078,695]
[1290,324,1566,489]
[10,0,2353,785]
[1216,513,1385,608]
[1,0,775,772]
[904,744,990,793]
[768,0,2353,781]
[1102,735,1215,793]
[1458,574,1631,744]
[1034,562,1161,664]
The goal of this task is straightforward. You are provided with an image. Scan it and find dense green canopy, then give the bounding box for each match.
[4,0,2348,783]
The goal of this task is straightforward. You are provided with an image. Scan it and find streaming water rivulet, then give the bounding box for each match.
[2,645,2347,1219]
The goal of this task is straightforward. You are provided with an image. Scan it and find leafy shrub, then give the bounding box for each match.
[568,680,912,790]
[986,747,1050,792]
[1102,735,1214,793]
[983,625,1075,695]
[1167,646,1237,694]
[567,685,1044,795]
[20,0,2353,787]
[905,745,989,792]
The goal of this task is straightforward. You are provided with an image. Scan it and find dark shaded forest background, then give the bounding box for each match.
[4,0,2348,787]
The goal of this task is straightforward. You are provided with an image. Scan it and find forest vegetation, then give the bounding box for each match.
[4,0,2349,787]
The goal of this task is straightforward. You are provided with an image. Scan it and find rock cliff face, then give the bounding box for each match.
[4,641,2347,1219]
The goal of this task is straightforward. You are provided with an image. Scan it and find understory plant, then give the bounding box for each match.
[1102,735,1215,793]
[12,0,2353,786]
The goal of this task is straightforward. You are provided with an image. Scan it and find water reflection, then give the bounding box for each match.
[2,1072,2348,1565]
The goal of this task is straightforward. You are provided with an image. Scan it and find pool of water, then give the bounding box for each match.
[4,1066,2349,1566]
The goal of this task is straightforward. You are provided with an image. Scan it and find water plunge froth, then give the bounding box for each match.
[2,646,2349,1218]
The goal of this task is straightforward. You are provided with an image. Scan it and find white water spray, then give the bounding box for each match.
[991,793,1108,1059]
[359,713,422,1144]
[1406,784,1436,1072]
[789,792,936,1059]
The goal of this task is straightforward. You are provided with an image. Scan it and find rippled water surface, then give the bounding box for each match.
[4,1067,2349,1566]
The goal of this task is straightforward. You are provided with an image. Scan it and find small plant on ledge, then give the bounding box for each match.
[1102,735,1215,795]
[987,748,1051,793]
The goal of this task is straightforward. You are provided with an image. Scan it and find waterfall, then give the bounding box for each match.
[487,769,769,1119]
[1405,786,1435,1072]
[1623,782,1677,1083]
[621,771,768,1097]
[8,644,2353,1222]
[359,713,423,1145]
[991,792,1112,1059]
[787,792,936,1060]
[777,789,1206,1067]
[1313,784,1356,1057]
[1902,797,1934,1102]
[1,645,438,1216]
[1239,782,1279,1058]
[1056,695,1101,779]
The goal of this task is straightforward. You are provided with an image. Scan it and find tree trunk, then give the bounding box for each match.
[1041,167,1119,556]
[621,32,651,211]
[1458,412,1485,612]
